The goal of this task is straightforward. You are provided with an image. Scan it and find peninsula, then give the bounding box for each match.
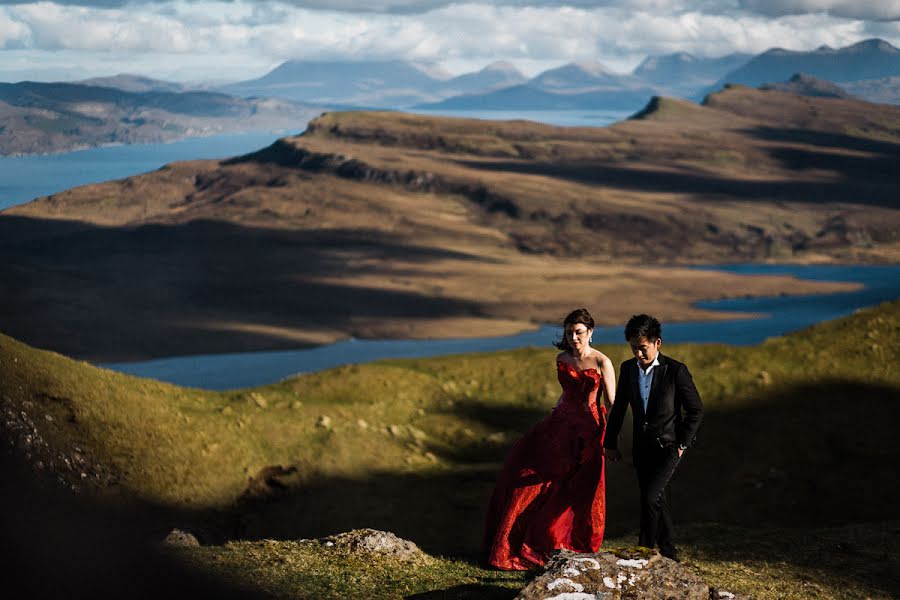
[2,85,897,361]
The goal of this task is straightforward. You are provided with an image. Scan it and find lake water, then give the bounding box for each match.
[0,110,631,212]
[0,131,288,211]
[104,264,900,391]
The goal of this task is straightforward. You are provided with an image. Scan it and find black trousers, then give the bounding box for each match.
[634,440,682,556]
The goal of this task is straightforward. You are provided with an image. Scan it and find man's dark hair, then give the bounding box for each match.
[624,314,661,342]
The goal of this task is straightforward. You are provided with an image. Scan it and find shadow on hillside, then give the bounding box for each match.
[746,126,900,158]
[0,452,267,600]
[453,126,900,207]
[0,216,491,361]
[208,379,899,594]
[3,378,899,598]
[671,379,900,528]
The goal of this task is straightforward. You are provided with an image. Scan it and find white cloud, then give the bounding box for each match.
[606,9,867,55]
[2,0,896,19]
[9,1,195,51]
[0,0,897,83]
[0,9,29,48]
[739,0,900,21]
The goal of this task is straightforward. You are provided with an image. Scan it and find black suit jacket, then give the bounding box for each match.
[604,353,703,452]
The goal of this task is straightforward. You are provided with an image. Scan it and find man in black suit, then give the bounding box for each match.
[604,314,703,562]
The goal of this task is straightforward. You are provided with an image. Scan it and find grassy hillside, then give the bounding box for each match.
[3,84,895,361]
[1,300,899,598]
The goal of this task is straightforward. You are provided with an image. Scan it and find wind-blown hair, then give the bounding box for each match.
[554,308,595,353]
[624,314,661,342]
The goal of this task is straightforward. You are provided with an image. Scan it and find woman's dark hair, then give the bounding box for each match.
[624,314,661,342]
[554,308,595,352]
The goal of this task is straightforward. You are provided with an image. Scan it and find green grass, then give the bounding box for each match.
[175,539,528,599]
[675,522,900,600]
[2,300,899,598]
[166,521,899,599]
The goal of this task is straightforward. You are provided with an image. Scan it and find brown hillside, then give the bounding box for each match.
[1,85,895,361]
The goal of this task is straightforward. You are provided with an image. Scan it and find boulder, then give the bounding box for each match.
[319,529,425,561]
[515,548,750,600]
[162,528,200,547]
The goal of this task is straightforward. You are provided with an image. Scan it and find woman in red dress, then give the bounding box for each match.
[484,308,616,570]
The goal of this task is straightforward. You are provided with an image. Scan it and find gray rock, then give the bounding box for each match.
[515,548,711,600]
[163,528,200,547]
[320,529,424,561]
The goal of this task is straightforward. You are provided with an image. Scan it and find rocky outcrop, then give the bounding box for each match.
[515,548,750,600]
[317,529,426,561]
[230,139,522,218]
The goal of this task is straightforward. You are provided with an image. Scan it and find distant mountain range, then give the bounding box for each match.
[715,39,900,85]
[414,83,657,111]
[417,62,659,111]
[704,38,900,99]
[0,81,319,156]
[219,59,527,107]
[76,74,186,94]
[5,38,899,156]
[211,38,900,111]
[217,54,741,110]
[633,52,752,95]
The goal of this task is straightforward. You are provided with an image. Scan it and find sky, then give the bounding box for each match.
[0,0,898,83]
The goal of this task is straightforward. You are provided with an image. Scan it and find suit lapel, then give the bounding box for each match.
[647,354,667,418]
[629,359,645,421]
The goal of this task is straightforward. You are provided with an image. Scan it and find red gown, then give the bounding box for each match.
[484,360,607,570]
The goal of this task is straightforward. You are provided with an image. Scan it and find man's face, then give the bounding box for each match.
[628,335,661,367]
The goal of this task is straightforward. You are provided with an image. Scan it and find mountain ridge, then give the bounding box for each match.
[712,37,900,92]
[2,86,898,360]
[75,73,186,94]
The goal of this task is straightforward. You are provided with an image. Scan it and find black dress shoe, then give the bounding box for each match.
[660,549,680,562]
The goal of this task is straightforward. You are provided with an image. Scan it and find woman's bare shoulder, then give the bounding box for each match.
[592,349,613,368]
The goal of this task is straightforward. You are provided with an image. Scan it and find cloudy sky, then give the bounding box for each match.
[0,0,898,83]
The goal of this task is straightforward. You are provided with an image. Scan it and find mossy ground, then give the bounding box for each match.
[176,540,527,599]
[1,300,899,598]
[168,521,899,599]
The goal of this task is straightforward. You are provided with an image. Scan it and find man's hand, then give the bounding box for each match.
[677,447,684,458]
[604,447,622,462]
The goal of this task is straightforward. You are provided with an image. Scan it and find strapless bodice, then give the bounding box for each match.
[556,360,604,423]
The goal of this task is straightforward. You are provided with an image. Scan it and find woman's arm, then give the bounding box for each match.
[598,354,616,411]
